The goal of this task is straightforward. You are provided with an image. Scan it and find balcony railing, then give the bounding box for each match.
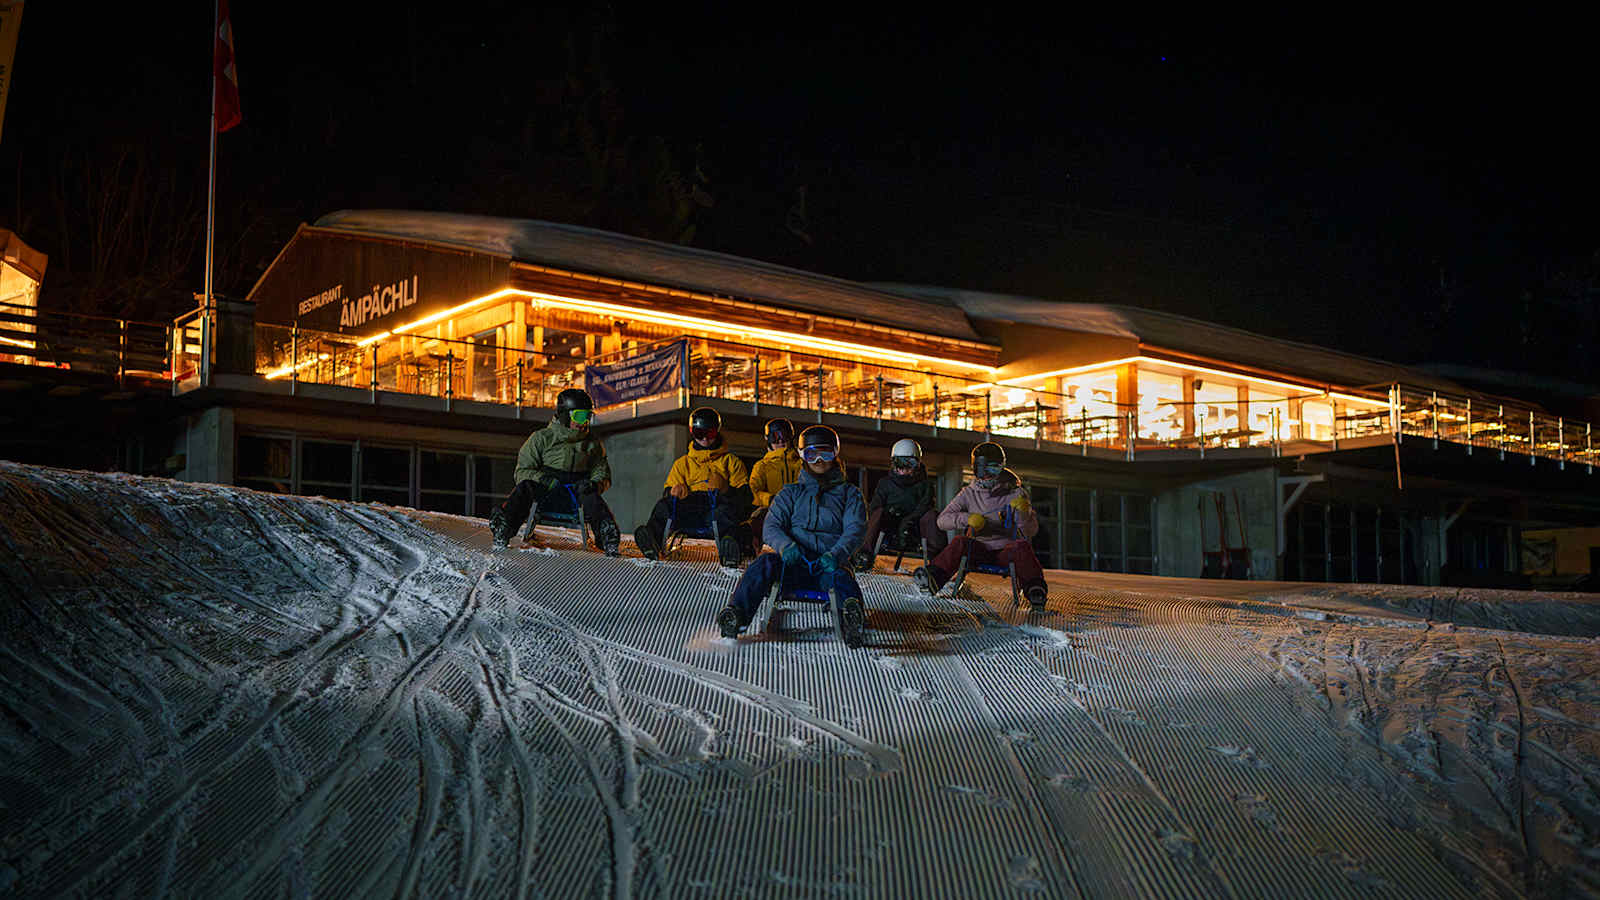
[169,305,1596,471]
[0,300,171,384]
[248,322,581,410]
[1393,385,1595,470]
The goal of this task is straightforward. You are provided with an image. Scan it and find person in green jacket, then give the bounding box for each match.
[489,388,621,555]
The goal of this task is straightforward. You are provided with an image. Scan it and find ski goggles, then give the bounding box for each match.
[891,456,919,470]
[691,425,719,442]
[568,409,594,425]
[799,445,837,464]
[974,460,1005,477]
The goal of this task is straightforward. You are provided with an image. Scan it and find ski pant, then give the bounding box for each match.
[745,506,771,555]
[928,535,1045,591]
[859,508,946,558]
[640,490,745,547]
[498,473,615,533]
[728,551,863,623]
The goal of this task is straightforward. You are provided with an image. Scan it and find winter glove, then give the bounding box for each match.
[708,471,730,492]
[533,471,560,492]
[669,483,689,500]
[966,513,988,532]
[780,543,803,566]
[1010,495,1031,514]
[819,551,842,573]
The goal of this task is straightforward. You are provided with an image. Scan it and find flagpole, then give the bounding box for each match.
[202,0,218,386]
[205,0,218,311]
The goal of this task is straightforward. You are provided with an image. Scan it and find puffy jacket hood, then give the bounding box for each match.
[749,446,803,509]
[763,461,865,561]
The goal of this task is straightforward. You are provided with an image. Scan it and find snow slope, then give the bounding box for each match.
[1,461,1596,898]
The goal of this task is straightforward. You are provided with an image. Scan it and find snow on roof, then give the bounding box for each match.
[312,210,988,343]
[874,282,1468,392]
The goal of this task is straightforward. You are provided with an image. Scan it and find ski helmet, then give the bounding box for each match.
[555,388,595,427]
[689,407,722,443]
[764,417,796,448]
[890,438,922,471]
[971,441,1006,477]
[798,425,840,464]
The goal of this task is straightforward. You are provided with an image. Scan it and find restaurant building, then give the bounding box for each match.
[12,210,1599,585]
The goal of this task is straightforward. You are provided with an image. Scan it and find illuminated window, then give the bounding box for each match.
[1136,370,1185,440]
[1299,399,1334,441]
[1248,389,1287,444]
[1194,381,1240,439]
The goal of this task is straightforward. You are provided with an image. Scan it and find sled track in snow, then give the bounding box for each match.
[3,463,1595,898]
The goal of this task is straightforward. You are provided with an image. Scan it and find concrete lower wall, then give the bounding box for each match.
[178,408,235,485]
[601,423,686,532]
[1156,467,1277,579]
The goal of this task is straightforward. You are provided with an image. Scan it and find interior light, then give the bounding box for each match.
[264,352,334,380]
[346,287,999,373]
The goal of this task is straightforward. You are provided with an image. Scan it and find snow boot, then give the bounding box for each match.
[595,517,621,557]
[1024,582,1049,612]
[716,605,743,639]
[912,565,943,596]
[717,534,744,569]
[634,525,661,560]
[838,596,866,648]
[489,506,515,550]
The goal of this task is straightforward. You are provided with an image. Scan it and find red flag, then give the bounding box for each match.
[214,0,240,132]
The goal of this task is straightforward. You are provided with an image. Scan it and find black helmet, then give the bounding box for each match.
[689,407,721,442]
[764,417,796,448]
[798,425,840,463]
[971,441,1006,477]
[555,388,595,427]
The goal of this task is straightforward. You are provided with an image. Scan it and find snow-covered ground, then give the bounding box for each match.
[1,460,1596,898]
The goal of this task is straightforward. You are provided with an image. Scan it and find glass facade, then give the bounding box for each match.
[237,432,514,512]
[176,296,1597,468]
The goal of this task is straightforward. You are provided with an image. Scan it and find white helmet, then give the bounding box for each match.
[890,438,922,460]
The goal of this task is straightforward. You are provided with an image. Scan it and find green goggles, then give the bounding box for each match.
[568,409,595,425]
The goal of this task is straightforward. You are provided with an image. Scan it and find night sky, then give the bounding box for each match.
[6,4,1596,383]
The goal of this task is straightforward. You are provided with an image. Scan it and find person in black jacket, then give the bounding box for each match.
[853,438,947,569]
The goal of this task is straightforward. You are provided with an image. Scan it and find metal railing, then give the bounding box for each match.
[250,322,578,412]
[0,300,171,384]
[174,304,1596,472]
[1393,385,1595,470]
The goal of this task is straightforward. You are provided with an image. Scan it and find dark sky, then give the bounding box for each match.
[6,4,1596,379]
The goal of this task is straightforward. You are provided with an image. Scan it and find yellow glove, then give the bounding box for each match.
[966,513,987,532]
[669,483,689,499]
[1010,495,1031,513]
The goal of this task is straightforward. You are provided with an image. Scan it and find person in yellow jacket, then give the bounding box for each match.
[743,418,801,555]
[633,407,752,566]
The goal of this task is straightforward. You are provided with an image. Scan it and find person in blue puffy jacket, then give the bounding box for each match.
[717,425,867,641]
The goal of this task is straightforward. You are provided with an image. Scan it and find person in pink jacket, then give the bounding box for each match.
[914,442,1049,608]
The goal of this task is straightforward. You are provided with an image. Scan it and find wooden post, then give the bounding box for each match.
[1181,374,1196,443]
